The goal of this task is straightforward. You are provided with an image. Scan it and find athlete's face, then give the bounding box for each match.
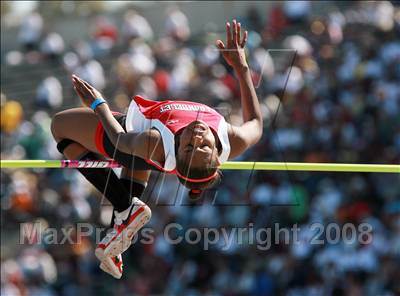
[177,121,220,169]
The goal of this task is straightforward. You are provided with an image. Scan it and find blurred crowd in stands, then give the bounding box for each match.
[1,1,399,295]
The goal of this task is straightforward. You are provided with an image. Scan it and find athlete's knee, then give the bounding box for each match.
[50,111,66,141]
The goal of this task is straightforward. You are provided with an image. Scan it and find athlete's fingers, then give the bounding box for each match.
[72,78,83,93]
[76,85,87,99]
[74,76,93,96]
[241,30,248,48]
[76,76,100,98]
[71,76,78,88]
[73,75,87,88]
[75,76,91,90]
[72,85,78,95]
[72,76,90,99]
[81,81,94,96]
[216,39,225,50]
[82,80,94,92]
[77,76,103,99]
[226,22,231,46]
[73,85,85,100]
[82,79,102,98]
[237,22,241,45]
[72,75,84,90]
[232,19,237,46]
[78,76,92,89]
[73,77,89,94]
[73,85,81,96]
[72,74,81,85]
[75,79,88,95]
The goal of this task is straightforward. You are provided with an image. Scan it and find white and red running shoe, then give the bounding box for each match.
[99,254,123,279]
[95,197,151,259]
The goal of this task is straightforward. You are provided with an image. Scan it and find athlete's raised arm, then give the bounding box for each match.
[71,75,163,162]
[216,20,263,159]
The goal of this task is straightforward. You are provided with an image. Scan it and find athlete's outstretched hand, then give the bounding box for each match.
[216,20,248,70]
[72,74,104,108]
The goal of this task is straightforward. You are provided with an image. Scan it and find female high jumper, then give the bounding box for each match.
[51,20,263,278]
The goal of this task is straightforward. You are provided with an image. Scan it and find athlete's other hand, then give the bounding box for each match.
[72,74,104,108]
[216,20,248,70]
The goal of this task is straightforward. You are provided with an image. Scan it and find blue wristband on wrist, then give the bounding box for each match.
[90,98,107,110]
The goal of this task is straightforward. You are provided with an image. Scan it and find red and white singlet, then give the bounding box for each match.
[125,96,231,172]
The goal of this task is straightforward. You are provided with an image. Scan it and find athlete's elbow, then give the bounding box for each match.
[244,119,263,146]
[253,118,263,144]
[109,132,129,153]
[246,127,263,149]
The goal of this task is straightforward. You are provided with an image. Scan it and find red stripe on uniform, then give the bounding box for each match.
[94,111,122,159]
[95,123,110,158]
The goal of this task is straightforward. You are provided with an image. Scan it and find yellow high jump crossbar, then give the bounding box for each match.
[0,160,399,173]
